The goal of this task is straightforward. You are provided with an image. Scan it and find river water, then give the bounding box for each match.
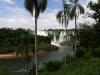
[0,47,66,74]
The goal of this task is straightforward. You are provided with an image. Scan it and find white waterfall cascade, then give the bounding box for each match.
[51,31,66,47]
[37,30,65,47]
[37,30,48,36]
[37,30,74,47]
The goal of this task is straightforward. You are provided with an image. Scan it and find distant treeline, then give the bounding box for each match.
[0,28,57,54]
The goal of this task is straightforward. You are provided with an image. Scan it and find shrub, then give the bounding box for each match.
[28,65,36,75]
[0,69,11,75]
[93,46,100,58]
[76,47,86,58]
[44,61,63,72]
[64,56,76,64]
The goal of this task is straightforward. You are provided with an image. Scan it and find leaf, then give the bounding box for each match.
[40,0,47,12]
[77,4,85,14]
[25,0,47,18]
[24,0,35,15]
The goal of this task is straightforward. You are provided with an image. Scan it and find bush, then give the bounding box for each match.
[76,47,93,58]
[37,35,51,44]
[93,46,100,58]
[76,47,86,58]
[44,61,63,72]
[0,69,11,75]
[28,65,36,75]
[64,56,76,64]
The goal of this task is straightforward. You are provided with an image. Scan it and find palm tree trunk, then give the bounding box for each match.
[64,15,68,64]
[35,10,38,75]
[26,60,29,75]
[75,15,77,31]
[65,26,68,64]
[75,12,77,54]
[63,0,67,64]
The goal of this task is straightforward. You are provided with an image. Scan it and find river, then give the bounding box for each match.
[0,47,66,74]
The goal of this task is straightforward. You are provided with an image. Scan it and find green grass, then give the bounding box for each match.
[39,57,100,75]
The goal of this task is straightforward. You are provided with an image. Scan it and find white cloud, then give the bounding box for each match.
[0,0,14,4]
[6,0,14,4]
[0,5,95,30]
[0,0,97,30]
[0,8,65,30]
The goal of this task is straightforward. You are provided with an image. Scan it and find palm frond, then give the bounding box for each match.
[25,0,47,18]
[75,0,79,3]
[70,6,76,19]
[77,4,85,14]
[40,0,47,12]
[56,10,63,24]
[69,0,75,3]
[61,14,64,26]
[70,0,79,3]
[24,0,35,15]
[63,0,66,8]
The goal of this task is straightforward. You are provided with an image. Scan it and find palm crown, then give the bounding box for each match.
[68,0,85,19]
[25,0,47,18]
[56,0,70,27]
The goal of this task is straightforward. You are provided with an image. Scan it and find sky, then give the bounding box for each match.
[0,0,97,30]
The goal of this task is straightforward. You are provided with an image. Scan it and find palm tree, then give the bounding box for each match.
[56,0,71,63]
[68,0,85,52]
[16,34,34,75]
[24,0,47,75]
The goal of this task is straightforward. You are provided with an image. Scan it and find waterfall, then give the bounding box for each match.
[37,30,74,48]
[51,31,66,47]
[37,30,48,36]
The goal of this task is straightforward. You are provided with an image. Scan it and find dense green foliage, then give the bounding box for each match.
[75,0,100,58]
[43,61,63,72]
[75,23,100,58]
[75,24,94,57]
[0,69,11,75]
[37,35,51,44]
[39,57,100,75]
[0,28,58,54]
[0,28,34,54]
[88,0,100,22]
[28,61,63,75]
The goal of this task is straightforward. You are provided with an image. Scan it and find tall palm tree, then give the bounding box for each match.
[56,0,71,63]
[24,0,47,75]
[68,0,85,52]
[16,34,34,75]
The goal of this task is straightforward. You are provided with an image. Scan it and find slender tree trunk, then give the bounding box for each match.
[26,60,29,75]
[35,10,38,75]
[63,0,67,64]
[64,16,68,64]
[75,11,77,54]
[65,26,68,64]
[75,15,77,31]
